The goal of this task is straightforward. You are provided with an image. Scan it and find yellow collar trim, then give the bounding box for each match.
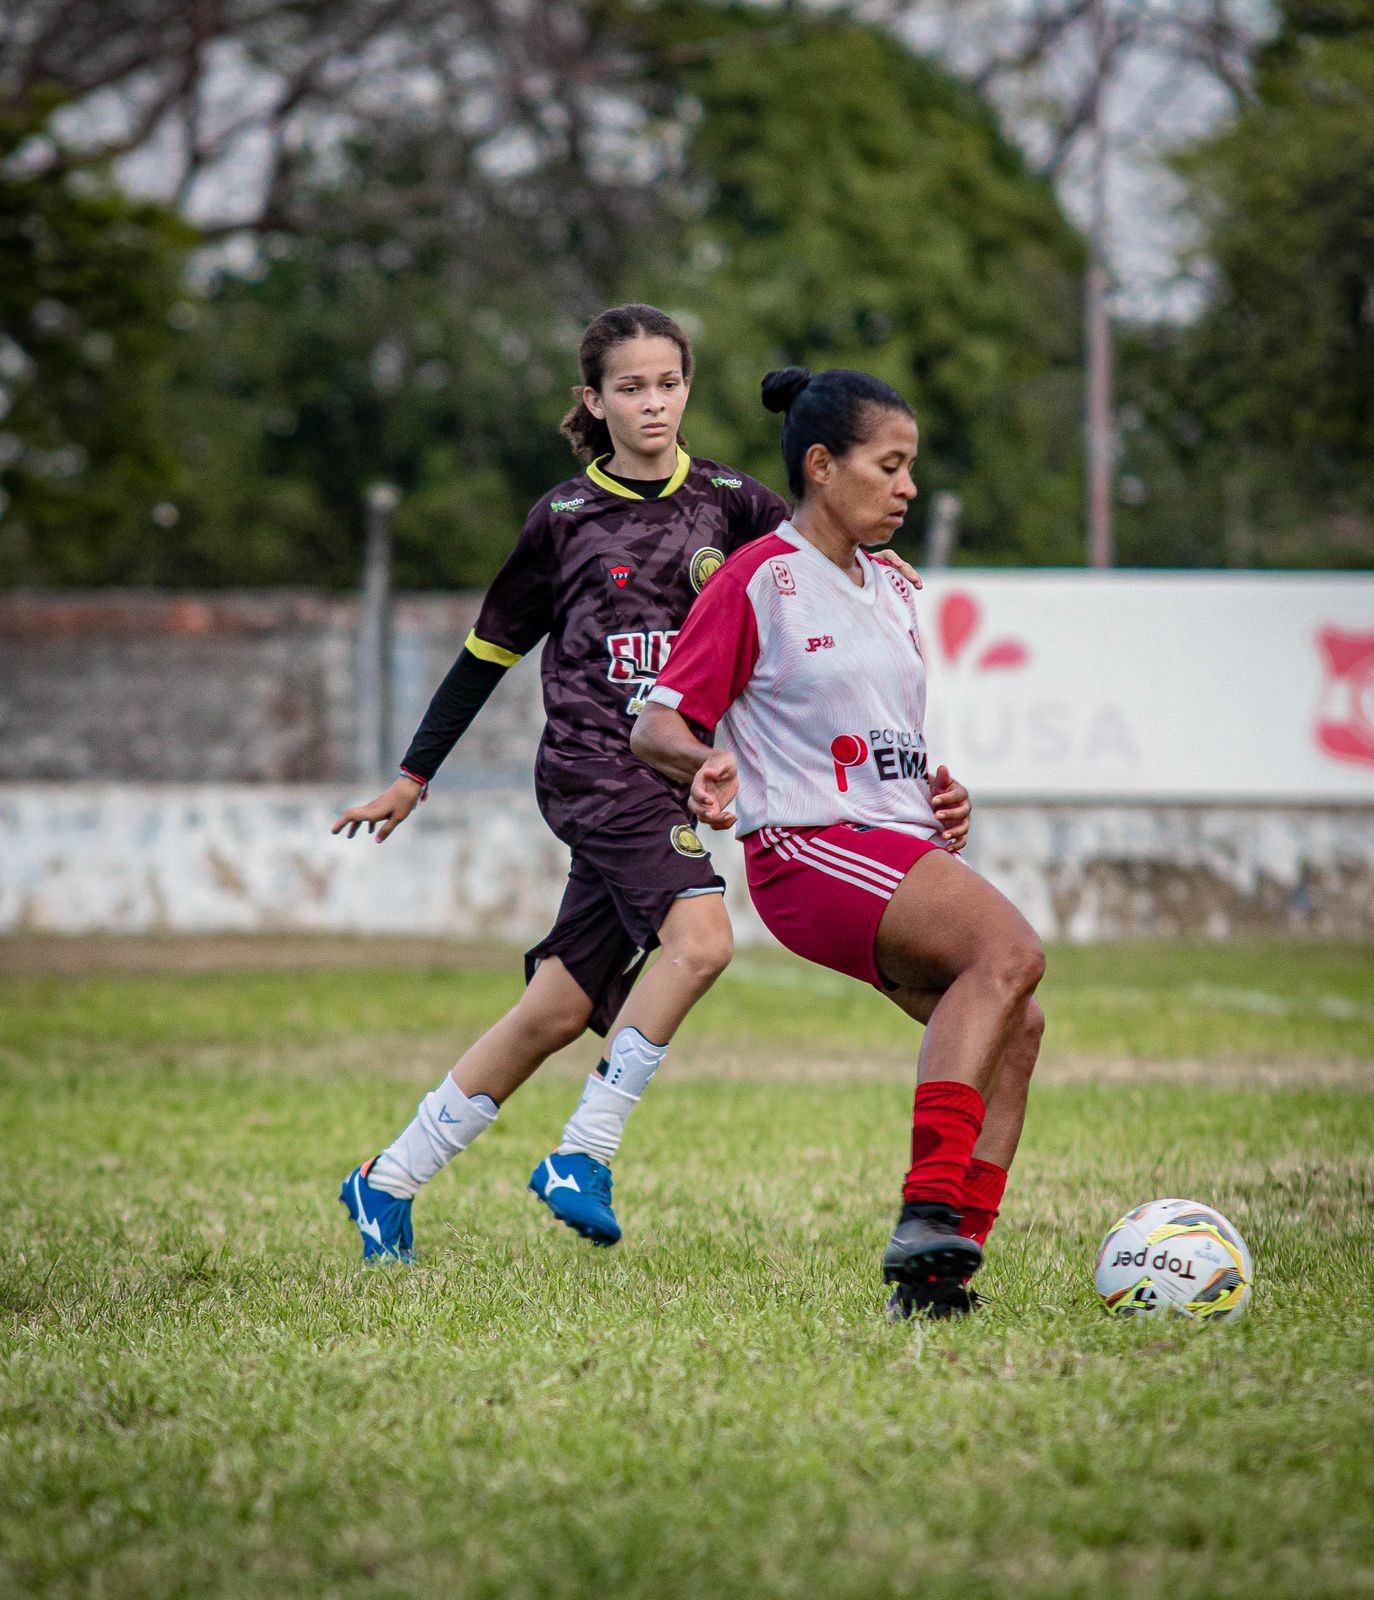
[587,445,691,501]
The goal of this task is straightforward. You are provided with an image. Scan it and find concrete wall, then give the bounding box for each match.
[0,591,541,786]
[4,589,1372,942]
[5,784,1372,942]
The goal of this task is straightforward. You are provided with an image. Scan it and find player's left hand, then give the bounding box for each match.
[930,764,970,852]
[869,551,923,587]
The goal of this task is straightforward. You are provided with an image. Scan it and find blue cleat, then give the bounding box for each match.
[339,1157,414,1262]
[528,1152,622,1246]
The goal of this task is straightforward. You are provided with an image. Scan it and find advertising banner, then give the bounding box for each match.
[912,573,1374,801]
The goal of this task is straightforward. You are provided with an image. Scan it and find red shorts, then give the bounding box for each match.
[743,823,941,990]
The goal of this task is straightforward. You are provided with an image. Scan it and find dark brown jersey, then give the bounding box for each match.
[466,448,787,844]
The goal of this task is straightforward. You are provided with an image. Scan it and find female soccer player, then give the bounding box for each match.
[331,308,957,1261]
[632,366,1045,1318]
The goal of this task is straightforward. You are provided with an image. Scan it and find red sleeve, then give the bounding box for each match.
[649,572,759,732]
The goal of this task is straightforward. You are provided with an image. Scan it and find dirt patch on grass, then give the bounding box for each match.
[0,933,508,975]
[40,1033,1371,1093]
[668,1048,1373,1089]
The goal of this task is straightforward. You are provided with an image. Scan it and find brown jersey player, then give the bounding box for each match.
[331,305,940,1260]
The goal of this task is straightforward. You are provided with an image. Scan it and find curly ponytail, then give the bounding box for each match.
[560,304,695,462]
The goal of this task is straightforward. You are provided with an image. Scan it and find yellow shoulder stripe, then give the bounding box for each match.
[464,630,521,668]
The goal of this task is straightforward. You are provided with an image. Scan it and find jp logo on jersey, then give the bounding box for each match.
[689,546,724,594]
[608,561,633,589]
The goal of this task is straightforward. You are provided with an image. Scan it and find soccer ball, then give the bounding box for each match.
[1094,1198,1252,1320]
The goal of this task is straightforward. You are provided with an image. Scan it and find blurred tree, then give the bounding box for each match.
[0,3,1161,583]
[160,214,580,587]
[1116,0,1374,568]
[640,9,1086,564]
[0,92,197,582]
[0,2,680,585]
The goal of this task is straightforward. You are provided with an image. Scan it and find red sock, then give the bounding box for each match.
[959,1158,1008,1247]
[903,1080,986,1208]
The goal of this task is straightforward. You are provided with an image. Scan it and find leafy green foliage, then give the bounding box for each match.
[161,235,576,588]
[12,10,1089,587]
[642,10,1085,565]
[1117,2,1374,569]
[0,95,198,582]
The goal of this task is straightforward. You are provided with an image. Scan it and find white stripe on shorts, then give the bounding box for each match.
[790,839,899,898]
[787,843,892,899]
[800,833,905,891]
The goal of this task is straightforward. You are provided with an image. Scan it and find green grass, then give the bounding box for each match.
[2,939,1372,1600]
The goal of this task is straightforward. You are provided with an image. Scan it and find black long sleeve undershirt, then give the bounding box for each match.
[399,650,509,783]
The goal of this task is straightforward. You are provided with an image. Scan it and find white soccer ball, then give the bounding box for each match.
[1094,1197,1253,1320]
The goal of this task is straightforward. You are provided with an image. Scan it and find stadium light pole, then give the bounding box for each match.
[1084,0,1115,569]
[357,483,399,781]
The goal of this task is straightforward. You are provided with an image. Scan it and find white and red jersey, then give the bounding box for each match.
[646,523,940,840]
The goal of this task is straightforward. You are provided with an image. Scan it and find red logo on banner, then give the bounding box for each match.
[936,591,1028,671]
[1315,626,1374,767]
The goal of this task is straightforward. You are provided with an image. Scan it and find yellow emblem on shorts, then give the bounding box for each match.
[671,824,706,857]
[689,546,725,593]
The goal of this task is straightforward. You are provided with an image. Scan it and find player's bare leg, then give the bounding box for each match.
[876,851,1045,1096]
[611,891,733,1043]
[340,959,593,1261]
[531,892,732,1245]
[448,957,595,1104]
[969,998,1044,1172]
[873,850,1045,1299]
[886,987,1045,1172]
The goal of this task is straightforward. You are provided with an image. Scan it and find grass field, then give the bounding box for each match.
[2,936,1372,1600]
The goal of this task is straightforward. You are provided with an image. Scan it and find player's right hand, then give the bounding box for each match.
[331,775,424,843]
[690,751,739,830]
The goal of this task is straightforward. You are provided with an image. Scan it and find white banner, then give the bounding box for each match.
[913,572,1374,800]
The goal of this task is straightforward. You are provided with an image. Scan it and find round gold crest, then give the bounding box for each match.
[670,824,706,857]
[689,546,725,593]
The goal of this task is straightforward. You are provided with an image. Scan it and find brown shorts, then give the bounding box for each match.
[525,796,725,1035]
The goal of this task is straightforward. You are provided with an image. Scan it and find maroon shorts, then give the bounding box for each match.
[526,795,724,1035]
[743,823,941,990]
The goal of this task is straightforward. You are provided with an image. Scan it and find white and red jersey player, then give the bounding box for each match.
[648,521,949,990]
[647,523,941,836]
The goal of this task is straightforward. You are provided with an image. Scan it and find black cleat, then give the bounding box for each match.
[886,1281,985,1321]
[881,1203,983,1287]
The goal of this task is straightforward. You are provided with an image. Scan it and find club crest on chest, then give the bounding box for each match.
[608,562,632,588]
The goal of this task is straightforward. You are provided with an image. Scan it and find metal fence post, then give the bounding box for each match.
[924,490,962,569]
[357,483,399,782]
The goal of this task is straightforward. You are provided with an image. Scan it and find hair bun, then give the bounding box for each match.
[761,367,812,414]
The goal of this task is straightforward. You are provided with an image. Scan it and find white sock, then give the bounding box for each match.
[367,1077,498,1199]
[558,1027,668,1166]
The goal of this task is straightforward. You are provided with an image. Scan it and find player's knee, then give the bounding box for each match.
[982,936,1045,1015]
[664,923,733,990]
